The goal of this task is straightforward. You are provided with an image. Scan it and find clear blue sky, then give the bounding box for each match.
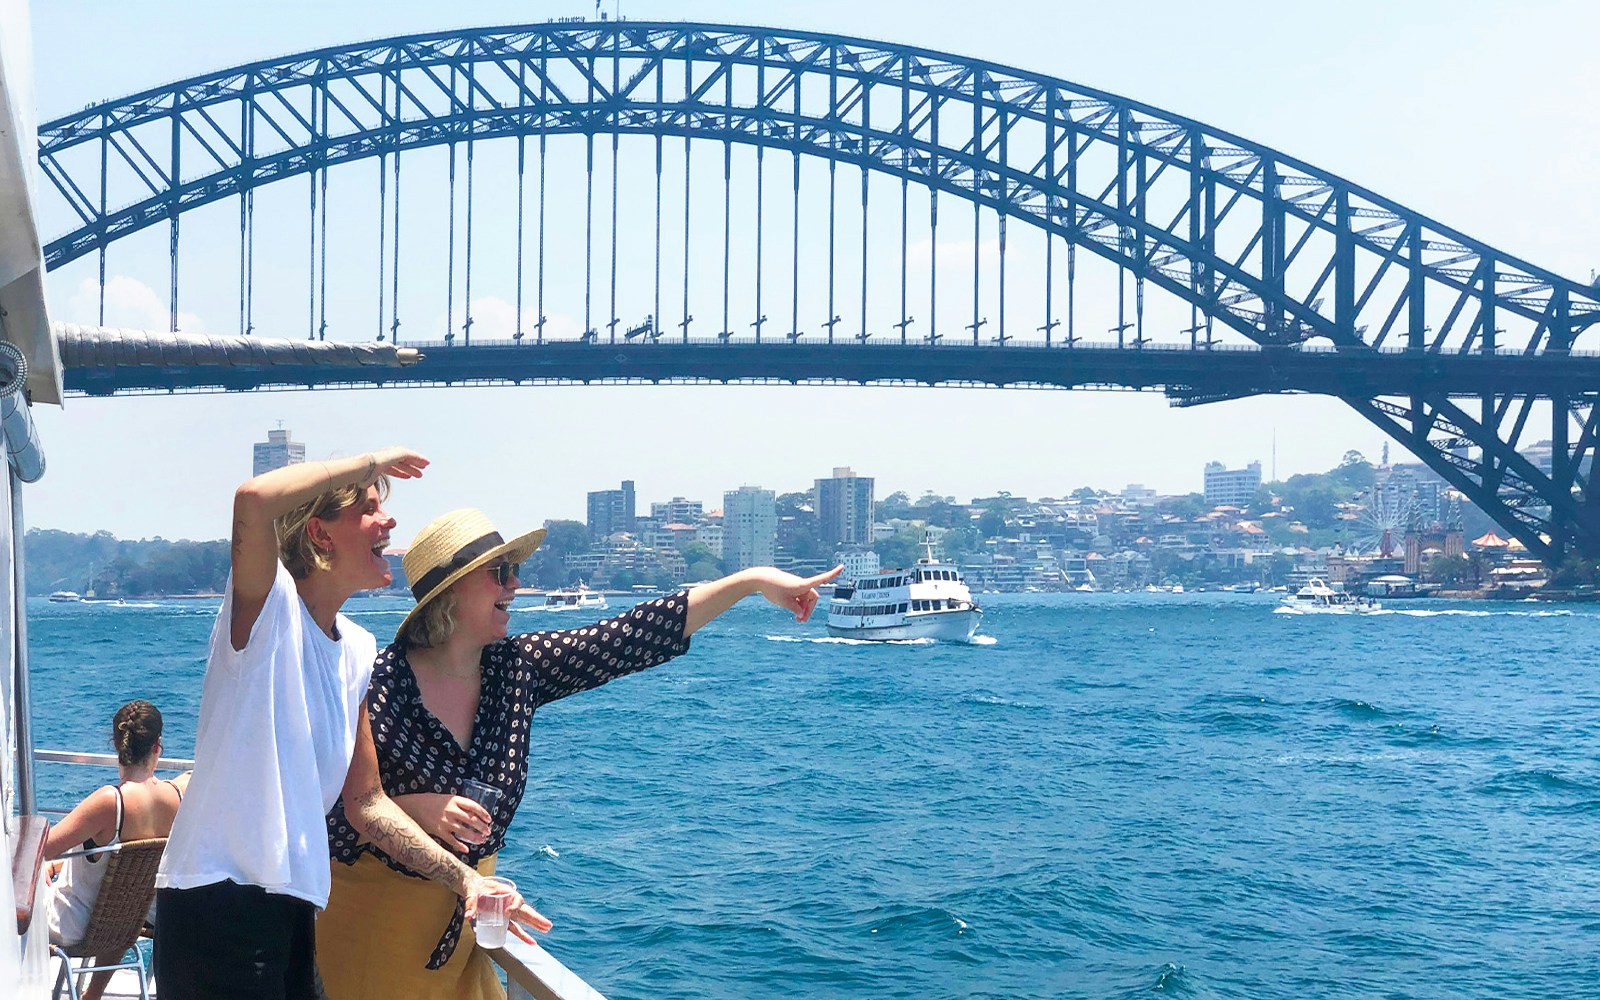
[22,1,1600,542]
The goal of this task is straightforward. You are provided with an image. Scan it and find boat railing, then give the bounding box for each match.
[32,749,196,816]
[489,937,609,1000]
[29,749,609,999]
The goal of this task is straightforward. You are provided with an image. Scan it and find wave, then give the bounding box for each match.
[81,600,161,609]
[1273,606,1573,619]
[765,635,936,646]
[1476,768,1600,797]
[1329,698,1389,720]
[966,694,1045,711]
[970,634,999,645]
[1115,962,1212,998]
[1376,608,1574,618]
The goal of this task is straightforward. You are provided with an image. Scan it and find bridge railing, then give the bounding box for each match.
[393,336,1600,358]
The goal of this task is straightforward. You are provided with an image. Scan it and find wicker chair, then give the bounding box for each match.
[50,837,166,1000]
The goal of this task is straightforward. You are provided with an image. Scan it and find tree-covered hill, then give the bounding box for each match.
[26,529,229,597]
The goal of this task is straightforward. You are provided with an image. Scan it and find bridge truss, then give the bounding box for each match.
[33,21,1600,562]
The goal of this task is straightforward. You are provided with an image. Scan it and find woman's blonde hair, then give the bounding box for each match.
[276,475,391,579]
[396,588,459,648]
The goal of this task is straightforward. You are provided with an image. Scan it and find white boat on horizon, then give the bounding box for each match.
[826,538,982,642]
[47,590,80,603]
[1276,578,1382,615]
[542,582,608,611]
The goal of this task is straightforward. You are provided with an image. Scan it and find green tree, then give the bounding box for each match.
[677,541,723,575]
[977,507,1008,538]
[873,526,925,569]
[940,526,982,558]
[1157,494,1206,518]
[877,491,913,520]
[526,519,591,588]
[685,560,722,582]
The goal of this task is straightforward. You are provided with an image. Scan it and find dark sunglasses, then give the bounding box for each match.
[487,561,521,587]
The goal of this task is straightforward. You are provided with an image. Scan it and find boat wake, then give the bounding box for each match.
[1275,606,1572,618]
[765,635,935,646]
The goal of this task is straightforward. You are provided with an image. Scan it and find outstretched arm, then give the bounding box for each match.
[684,565,843,637]
[341,701,552,939]
[229,447,427,650]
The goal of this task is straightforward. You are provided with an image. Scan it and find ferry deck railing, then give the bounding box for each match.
[31,750,606,999]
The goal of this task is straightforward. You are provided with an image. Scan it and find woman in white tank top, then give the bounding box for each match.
[43,699,186,946]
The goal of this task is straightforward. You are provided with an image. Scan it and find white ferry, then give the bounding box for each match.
[542,581,608,611]
[47,590,81,603]
[1276,578,1382,615]
[826,541,982,642]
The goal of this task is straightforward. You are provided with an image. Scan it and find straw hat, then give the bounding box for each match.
[397,509,545,637]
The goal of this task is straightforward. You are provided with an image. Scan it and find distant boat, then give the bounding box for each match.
[543,582,608,611]
[47,590,81,603]
[1276,578,1382,615]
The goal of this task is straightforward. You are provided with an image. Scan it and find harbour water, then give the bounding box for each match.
[28,592,1600,999]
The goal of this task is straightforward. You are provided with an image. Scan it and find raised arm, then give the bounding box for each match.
[341,700,551,938]
[229,447,427,650]
[685,565,843,636]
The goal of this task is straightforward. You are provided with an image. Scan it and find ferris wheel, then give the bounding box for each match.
[1352,486,1411,557]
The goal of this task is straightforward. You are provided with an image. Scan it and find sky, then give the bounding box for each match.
[21,0,1600,543]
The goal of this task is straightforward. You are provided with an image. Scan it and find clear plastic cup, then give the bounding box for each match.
[461,779,504,815]
[472,875,517,949]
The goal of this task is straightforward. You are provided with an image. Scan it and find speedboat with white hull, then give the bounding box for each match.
[826,540,983,641]
[1277,578,1382,615]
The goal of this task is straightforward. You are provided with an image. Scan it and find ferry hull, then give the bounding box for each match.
[826,608,982,642]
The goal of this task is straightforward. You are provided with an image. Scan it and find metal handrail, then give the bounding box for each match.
[34,749,195,770]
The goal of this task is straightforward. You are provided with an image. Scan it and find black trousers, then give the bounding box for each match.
[154,881,319,1000]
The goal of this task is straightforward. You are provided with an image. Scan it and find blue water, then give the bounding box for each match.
[28,593,1600,999]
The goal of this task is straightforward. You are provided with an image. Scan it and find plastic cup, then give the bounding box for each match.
[472,876,517,949]
[461,779,504,815]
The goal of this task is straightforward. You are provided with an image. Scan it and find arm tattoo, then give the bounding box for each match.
[351,787,476,895]
[231,518,246,559]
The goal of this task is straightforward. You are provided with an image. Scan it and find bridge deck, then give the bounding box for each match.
[62,337,1600,399]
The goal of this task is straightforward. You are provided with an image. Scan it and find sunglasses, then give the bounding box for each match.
[487,561,521,587]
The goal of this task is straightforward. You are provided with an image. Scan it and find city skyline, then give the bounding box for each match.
[21,1,1600,544]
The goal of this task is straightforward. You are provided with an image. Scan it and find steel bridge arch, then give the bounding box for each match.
[34,21,1600,562]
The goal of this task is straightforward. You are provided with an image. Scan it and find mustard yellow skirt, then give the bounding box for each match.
[317,852,504,1000]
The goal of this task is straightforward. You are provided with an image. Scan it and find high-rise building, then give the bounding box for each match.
[587,480,636,539]
[815,466,875,547]
[252,426,305,476]
[1203,461,1262,507]
[722,486,777,571]
[650,496,704,523]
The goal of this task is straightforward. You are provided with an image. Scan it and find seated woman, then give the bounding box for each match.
[43,700,185,946]
[318,508,838,999]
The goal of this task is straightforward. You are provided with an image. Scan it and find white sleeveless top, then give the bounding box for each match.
[45,786,125,946]
[156,563,376,908]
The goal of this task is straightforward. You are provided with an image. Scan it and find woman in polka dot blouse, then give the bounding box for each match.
[317,508,840,999]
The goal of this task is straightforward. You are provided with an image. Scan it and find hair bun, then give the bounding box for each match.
[110,700,163,766]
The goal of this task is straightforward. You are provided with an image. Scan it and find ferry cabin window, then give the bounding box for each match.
[899,603,908,613]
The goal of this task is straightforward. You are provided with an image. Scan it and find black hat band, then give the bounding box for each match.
[410,531,506,602]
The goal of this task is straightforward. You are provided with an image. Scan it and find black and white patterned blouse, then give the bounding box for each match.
[326,592,692,968]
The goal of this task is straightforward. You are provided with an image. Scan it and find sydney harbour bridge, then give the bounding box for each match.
[33,21,1600,563]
